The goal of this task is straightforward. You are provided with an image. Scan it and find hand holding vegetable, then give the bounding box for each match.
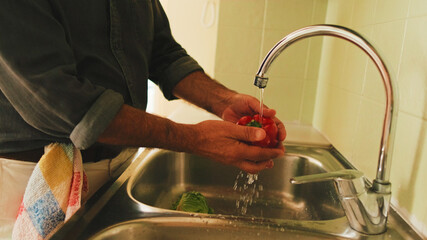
[189,120,283,173]
[236,114,279,148]
[220,94,286,143]
[170,82,286,173]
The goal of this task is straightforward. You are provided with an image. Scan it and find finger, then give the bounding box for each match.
[273,118,286,141]
[245,96,271,114]
[260,108,276,118]
[238,145,284,162]
[237,159,275,174]
[233,125,266,142]
[275,142,285,152]
[256,104,276,118]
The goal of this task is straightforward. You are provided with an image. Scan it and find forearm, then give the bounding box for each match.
[97,72,236,150]
[172,71,237,118]
[97,104,194,152]
[97,104,284,174]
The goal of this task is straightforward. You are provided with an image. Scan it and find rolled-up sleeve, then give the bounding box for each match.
[70,90,123,149]
[148,0,203,100]
[0,0,123,149]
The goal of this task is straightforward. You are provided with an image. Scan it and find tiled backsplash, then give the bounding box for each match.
[314,0,427,235]
[159,0,426,236]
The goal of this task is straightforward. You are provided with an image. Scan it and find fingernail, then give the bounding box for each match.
[266,160,274,169]
[255,129,265,140]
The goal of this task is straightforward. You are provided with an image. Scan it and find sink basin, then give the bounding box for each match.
[89,217,342,240]
[50,145,423,240]
[128,145,347,221]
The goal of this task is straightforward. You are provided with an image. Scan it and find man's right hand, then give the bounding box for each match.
[187,120,285,174]
[98,105,284,174]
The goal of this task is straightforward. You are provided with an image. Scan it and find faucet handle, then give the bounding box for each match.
[290,169,363,184]
[290,169,366,197]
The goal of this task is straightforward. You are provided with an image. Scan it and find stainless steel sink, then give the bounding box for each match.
[128,145,347,221]
[50,145,424,240]
[90,217,343,240]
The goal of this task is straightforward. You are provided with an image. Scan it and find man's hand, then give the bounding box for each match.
[189,120,284,174]
[173,71,286,145]
[221,93,287,146]
[98,71,287,174]
[98,105,284,174]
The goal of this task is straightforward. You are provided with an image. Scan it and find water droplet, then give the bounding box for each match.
[233,172,262,215]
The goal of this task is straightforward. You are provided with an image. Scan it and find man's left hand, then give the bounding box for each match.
[221,93,287,144]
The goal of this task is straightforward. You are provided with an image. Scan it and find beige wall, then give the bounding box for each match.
[214,0,327,124]
[158,0,327,123]
[314,0,427,235]
[160,0,218,76]
[157,0,426,235]
[151,0,220,117]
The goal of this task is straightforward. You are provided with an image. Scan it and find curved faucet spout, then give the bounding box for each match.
[256,24,398,234]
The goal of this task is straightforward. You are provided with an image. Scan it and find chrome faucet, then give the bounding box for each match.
[254,24,398,234]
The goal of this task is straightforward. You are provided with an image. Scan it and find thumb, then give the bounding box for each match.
[235,125,266,142]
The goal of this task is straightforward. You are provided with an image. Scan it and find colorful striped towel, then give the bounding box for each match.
[12,143,88,240]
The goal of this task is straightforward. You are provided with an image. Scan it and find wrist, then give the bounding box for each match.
[173,71,237,118]
[163,121,198,153]
[211,90,237,119]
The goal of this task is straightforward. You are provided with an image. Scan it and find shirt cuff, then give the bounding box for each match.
[158,56,203,100]
[70,89,124,149]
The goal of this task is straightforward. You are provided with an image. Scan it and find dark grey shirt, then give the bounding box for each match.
[0,0,202,152]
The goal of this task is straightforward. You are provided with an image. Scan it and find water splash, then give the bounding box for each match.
[233,171,263,215]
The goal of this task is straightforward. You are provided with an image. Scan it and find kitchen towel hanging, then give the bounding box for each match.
[12,143,88,240]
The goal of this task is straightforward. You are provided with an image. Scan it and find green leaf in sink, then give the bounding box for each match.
[172,191,214,214]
